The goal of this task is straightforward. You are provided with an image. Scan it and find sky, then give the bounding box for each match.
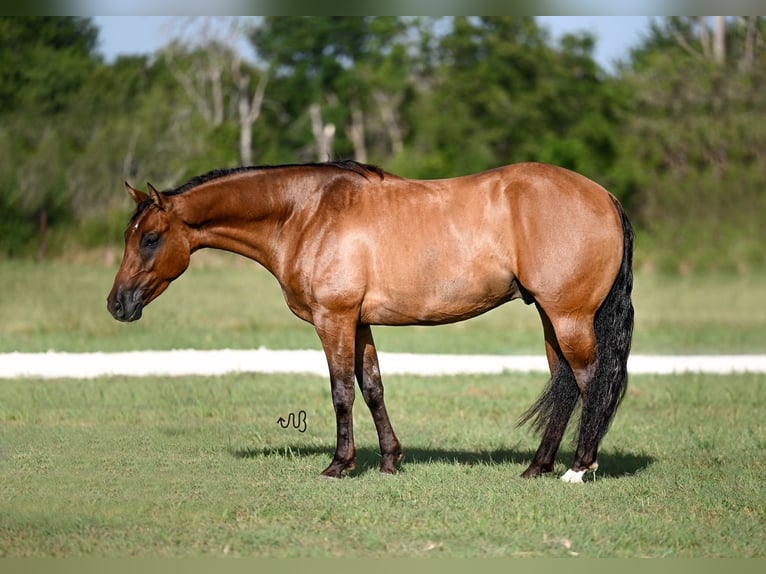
[92,16,654,74]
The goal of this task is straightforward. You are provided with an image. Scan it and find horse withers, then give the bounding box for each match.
[107,160,634,483]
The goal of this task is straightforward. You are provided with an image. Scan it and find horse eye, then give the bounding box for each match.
[141,233,161,249]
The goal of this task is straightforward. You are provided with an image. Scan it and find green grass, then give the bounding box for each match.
[1,258,765,354]
[1,371,765,557]
[2,259,765,557]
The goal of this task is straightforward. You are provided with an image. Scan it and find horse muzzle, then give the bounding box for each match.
[107,286,144,322]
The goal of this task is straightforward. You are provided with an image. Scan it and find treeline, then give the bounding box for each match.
[1,16,765,272]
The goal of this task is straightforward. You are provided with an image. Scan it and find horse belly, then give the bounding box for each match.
[360,257,515,326]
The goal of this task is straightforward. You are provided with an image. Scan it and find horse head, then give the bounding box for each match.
[107,182,191,322]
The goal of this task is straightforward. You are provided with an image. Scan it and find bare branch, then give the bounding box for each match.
[164,44,215,124]
[671,26,706,62]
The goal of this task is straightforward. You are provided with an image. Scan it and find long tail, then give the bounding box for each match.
[518,198,634,440]
[580,197,634,443]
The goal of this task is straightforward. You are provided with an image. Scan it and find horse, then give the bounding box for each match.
[107,160,634,483]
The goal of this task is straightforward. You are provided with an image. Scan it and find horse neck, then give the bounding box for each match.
[174,172,298,272]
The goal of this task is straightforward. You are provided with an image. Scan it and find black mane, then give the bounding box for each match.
[128,160,384,223]
[168,159,385,196]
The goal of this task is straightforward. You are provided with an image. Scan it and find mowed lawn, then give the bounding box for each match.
[1,371,765,558]
[1,260,765,557]
[1,258,765,354]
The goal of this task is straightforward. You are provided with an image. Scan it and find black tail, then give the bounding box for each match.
[517,350,580,435]
[519,199,634,442]
[580,198,634,444]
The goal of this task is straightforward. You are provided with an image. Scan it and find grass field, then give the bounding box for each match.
[1,371,765,557]
[1,259,765,557]
[1,258,765,354]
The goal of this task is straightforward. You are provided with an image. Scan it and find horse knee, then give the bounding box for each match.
[330,383,356,422]
[360,380,384,409]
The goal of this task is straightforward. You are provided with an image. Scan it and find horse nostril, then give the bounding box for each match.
[108,296,123,319]
[108,287,143,322]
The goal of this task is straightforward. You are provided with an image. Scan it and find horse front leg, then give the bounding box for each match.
[355,324,402,474]
[315,315,358,479]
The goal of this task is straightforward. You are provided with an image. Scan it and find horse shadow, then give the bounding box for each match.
[232,443,654,479]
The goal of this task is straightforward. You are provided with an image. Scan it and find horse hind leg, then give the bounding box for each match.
[552,314,619,484]
[519,304,581,478]
[558,238,634,484]
[521,197,633,483]
[563,288,633,482]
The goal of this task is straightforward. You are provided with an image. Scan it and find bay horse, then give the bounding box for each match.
[107,160,634,483]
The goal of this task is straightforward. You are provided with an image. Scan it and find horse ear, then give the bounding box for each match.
[125,181,148,205]
[146,182,167,210]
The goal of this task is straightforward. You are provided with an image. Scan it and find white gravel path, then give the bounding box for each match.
[1,349,765,379]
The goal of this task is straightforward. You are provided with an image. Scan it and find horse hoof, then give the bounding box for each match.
[320,461,355,479]
[379,451,402,475]
[521,463,553,478]
[320,472,343,480]
[560,469,586,483]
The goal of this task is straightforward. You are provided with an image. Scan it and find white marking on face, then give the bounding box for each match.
[561,469,586,483]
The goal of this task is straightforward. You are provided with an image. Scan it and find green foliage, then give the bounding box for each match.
[0,190,37,258]
[0,17,98,114]
[0,17,101,259]
[616,18,766,272]
[1,16,765,273]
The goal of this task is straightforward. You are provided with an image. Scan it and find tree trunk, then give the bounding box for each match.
[237,72,268,166]
[239,107,253,166]
[347,102,367,163]
[210,66,225,126]
[713,16,726,65]
[309,103,335,161]
[37,208,48,262]
[374,90,404,157]
[741,16,758,71]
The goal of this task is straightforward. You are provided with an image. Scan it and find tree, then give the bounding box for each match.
[401,17,622,180]
[251,16,411,163]
[163,17,269,166]
[617,16,766,272]
[629,16,765,70]
[0,17,100,259]
[0,17,99,114]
